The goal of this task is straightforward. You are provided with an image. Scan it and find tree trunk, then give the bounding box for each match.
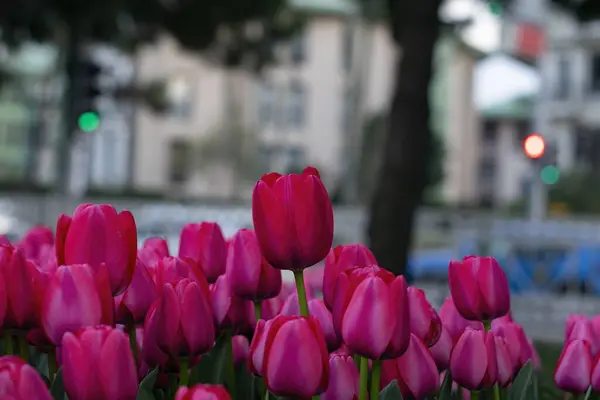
[367,0,442,279]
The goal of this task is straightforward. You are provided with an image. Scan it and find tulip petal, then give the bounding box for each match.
[554,339,592,393]
[61,332,94,400]
[181,281,215,355]
[477,257,510,320]
[98,329,138,399]
[450,329,487,390]
[448,260,480,320]
[156,283,183,356]
[397,334,439,399]
[55,214,71,266]
[384,276,410,358]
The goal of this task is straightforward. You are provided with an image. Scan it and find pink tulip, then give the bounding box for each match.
[143,237,170,258]
[323,244,376,310]
[554,339,592,394]
[0,356,52,399]
[321,352,359,400]
[0,246,38,329]
[210,275,254,335]
[248,318,276,376]
[115,257,158,325]
[37,244,57,272]
[565,316,599,356]
[141,302,169,369]
[226,228,282,301]
[492,319,535,374]
[333,266,410,360]
[260,296,284,321]
[591,353,600,392]
[251,167,334,271]
[450,328,497,390]
[280,295,340,351]
[175,385,231,400]
[56,203,137,295]
[0,235,9,245]
[151,256,202,292]
[429,327,452,371]
[448,256,510,321]
[61,326,138,400]
[232,335,249,367]
[42,264,113,345]
[155,278,215,357]
[17,225,54,263]
[493,334,514,387]
[439,297,483,343]
[381,334,439,399]
[250,315,329,397]
[407,287,442,347]
[178,222,227,282]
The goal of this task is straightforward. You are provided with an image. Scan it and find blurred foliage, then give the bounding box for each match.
[358,112,444,205]
[0,0,304,70]
[548,171,600,214]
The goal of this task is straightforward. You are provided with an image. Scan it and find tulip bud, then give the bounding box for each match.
[0,246,38,329]
[42,264,110,345]
[248,319,275,376]
[156,278,215,357]
[0,356,53,399]
[232,335,249,367]
[380,334,439,399]
[175,384,231,400]
[321,352,359,400]
[142,302,169,369]
[143,237,170,258]
[260,296,284,321]
[62,326,138,400]
[210,275,255,335]
[333,266,410,360]
[429,327,452,371]
[115,258,158,325]
[152,256,201,293]
[450,328,498,390]
[448,256,510,321]
[251,167,334,271]
[55,203,138,295]
[178,222,228,282]
[226,228,282,301]
[493,335,514,387]
[323,244,376,310]
[251,315,329,397]
[565,317,599,357]
[554,339,592,394]
[280,295,340,351]
[439,297,484,343]
[407,287,442,347]
[17,226,54,263]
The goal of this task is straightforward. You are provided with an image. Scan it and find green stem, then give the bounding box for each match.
[169,374,178,397]
[493,384,501,400]
[127,324,139,365]
[359,357,369,400]
[179,358,189,387]
[17,333,28,363]
[471,391,479,400]
[3,331,13,355]
[370,359,381,399]
[293,271,310,317]
[254,301,262,322]
[483,320,491,332]
[225,331,237,399]
[48,348,58,382]
[353,354,361,369]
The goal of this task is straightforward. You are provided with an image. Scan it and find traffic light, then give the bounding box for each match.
[523,133,560,185]
[74,58,102,132]
[523,133,545,159]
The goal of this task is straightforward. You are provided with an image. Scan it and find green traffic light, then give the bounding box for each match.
[78,111,101,132]
[541,165,560,185]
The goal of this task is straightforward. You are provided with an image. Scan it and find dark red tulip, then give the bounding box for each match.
[55,203,137,295]
[407,287,442,347]
[178,222,227,282]
[252,167,334,271]
[0,245,38,329]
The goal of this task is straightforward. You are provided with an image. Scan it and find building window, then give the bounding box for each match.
[284,146,306,173]
[168,139,190,183]
[590,54,600,93]
[286,80,306,128]
[342,24,353,72]
[555,56,569,99]
[167,76,194,120]
[481,120,498,144]
[257,80,275,128]
[290,32,306,64]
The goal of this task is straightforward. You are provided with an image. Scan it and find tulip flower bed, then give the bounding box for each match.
[0,167,593,400]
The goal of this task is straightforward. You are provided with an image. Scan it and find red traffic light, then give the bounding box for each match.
[524,133,545,159]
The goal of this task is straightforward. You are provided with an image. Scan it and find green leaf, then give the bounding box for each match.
[379,380,403,399]
[508,361,534,400]
[189,334,229,385]
[583,386,593,400]
[137,368,159,400]
[235,366,261,400]
[50,368,65,400]
[438,371,453,400]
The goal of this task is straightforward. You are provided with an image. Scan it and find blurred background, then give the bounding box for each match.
[1,0,600,346]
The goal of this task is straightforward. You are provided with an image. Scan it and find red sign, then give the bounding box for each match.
[516,23,545,60]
